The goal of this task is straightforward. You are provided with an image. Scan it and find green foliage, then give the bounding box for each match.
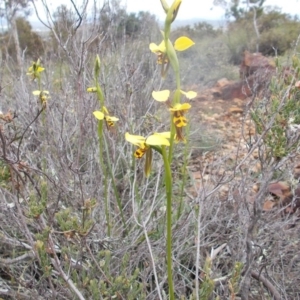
[16,17,44,58]
[35,240,52,277]
[229,262,243,298]
[251,55,300,159]
[49,4,76,53]
[226,9,300,63]
[0,160,11,188]
[55,202,95,236]
[258,12,300,55]
[227,0,265,20]
[27,184,47,218]
[88,251,146,299]
[111,10,158,39]
[95,1,158,40]
[0,16,44,59]
[199,257,215,299]
[173,21,222,40]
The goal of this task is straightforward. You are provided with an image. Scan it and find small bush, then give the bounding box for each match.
[0,17,44,60]
[251,55,300,159]
[226,9,300,63]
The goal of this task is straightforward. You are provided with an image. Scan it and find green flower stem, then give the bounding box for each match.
[164,0,181,40]
[96,83,104,107]
[161,146,174,300]
[164,15,171,46]
[97,121,111,236]
[175,71,181,94]
[93,65,126,235]
[168,88,181,164]
[37,75,47,174]
[173,88,181,105]
[94,62,111,236]
[168,120,176,164]
[102,133,126,231]
[176,132,190,220]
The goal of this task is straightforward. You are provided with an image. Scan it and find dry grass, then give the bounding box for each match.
[1,7,300,300]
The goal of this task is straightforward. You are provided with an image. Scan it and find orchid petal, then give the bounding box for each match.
[87,87,97,93]
[154,131,171,139]
[106,116,119,122]
[180,90,197,99]
[149,41,166,53]
[32,90,49,95]
[170,103,191,112]
[102,106,109,114]
[174,36,195,51]
[93,111,105,120]
[146,134,170,146]
[125,132,146,147]
[152,90,170,102]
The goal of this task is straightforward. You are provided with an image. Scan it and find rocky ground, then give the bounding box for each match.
[187,78,300,214]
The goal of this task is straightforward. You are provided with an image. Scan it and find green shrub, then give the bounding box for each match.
[251,55,300,159]
[226,9,300,63]
[0,17,44,60]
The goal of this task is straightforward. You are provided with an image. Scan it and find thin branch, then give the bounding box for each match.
[0,233,32,250]
[142,222,163,300]
[251,270,281,300]
[39,215,86,300]
[69,0,83,31]
[0,251,35,266]
[16,107,45,161]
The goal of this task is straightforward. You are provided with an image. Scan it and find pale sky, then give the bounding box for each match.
[29,0,300,24]
[124,0,300,20]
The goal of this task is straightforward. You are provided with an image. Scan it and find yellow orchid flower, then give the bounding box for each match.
[32,90,49,107]
[87,87,97,93]
[125,132,170,158]
[149,41,168,65]
[152,89,197,102]
[160,0,182,22]
[93,106,119,127]
[149,36,194,65]
[169,103,191,142]
[27,59,45,80]
[170,103,191,113]
[152,89,195,142]
[170,103,191,126]
[125,132,170,176]
[170,0,182,22]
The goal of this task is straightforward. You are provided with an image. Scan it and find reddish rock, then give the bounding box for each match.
[268,181,290,198]
[221,80,252,100]
[263,200,276,211]
[215,78,232,88]
[194,51,276,102]
[266,181,300,213]
[220,51,275,101]
[240,50,275,79]
[293,163,300,179]
[228,107,243,114]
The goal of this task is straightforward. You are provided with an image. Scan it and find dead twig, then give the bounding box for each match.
[251,270,281,300]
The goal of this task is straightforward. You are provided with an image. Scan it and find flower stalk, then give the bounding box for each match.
[126,1,196,298]
[88,55,125,236]
[161,145,174,299]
